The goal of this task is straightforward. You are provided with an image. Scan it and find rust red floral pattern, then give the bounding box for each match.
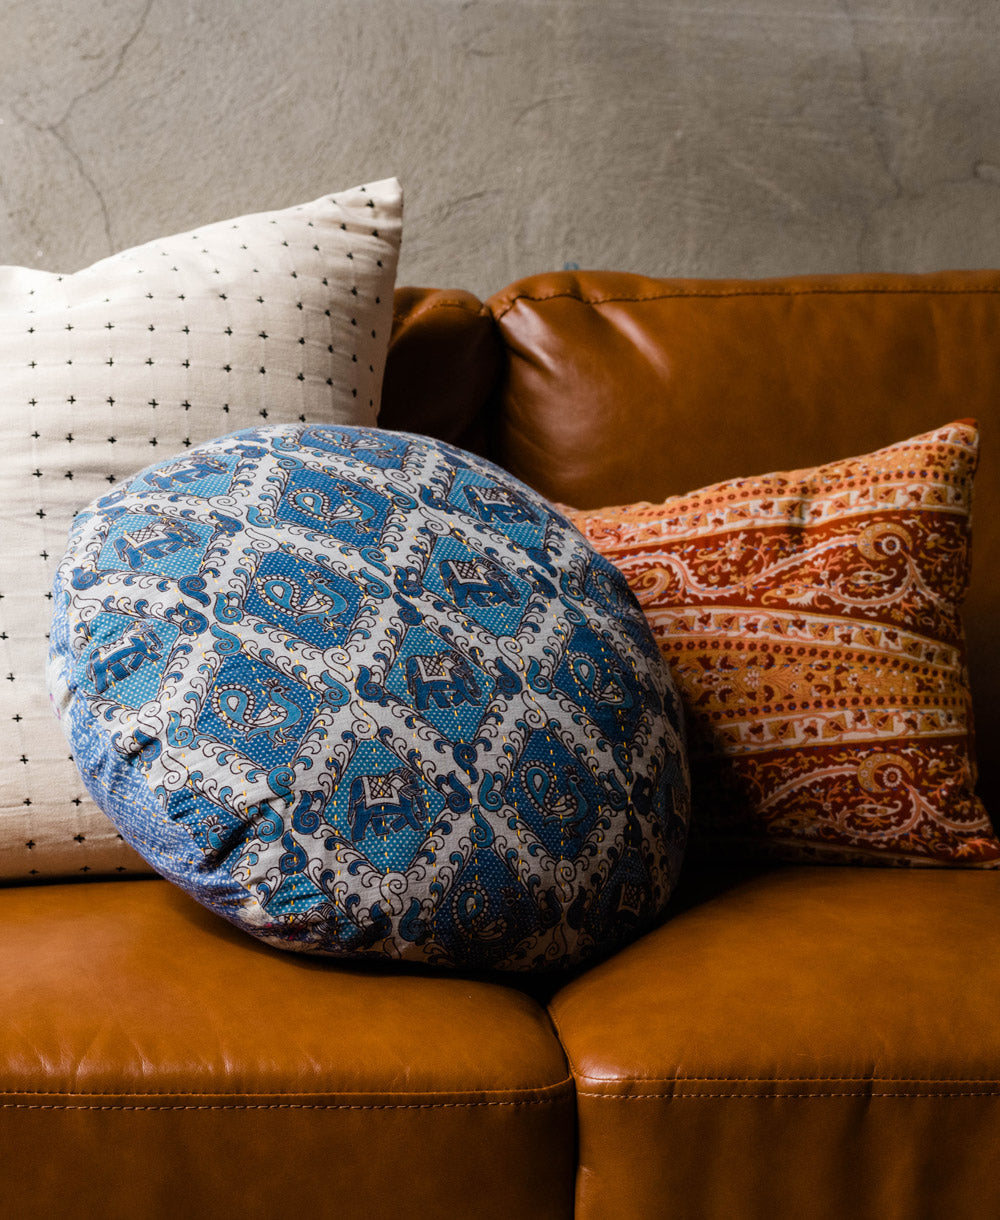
[565,421,1000,867]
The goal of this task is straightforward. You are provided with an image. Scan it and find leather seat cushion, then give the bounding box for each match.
[548,865,1000,1220]
[0,878,574,1218]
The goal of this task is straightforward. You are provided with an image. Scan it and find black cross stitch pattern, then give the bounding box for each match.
[0,180,401,879]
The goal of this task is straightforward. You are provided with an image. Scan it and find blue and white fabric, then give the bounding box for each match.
[49,425,689,970]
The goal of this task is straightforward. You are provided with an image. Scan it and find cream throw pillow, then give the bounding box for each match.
[0,179,402,879]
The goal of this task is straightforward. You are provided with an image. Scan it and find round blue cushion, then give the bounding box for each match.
[49,425,689,970]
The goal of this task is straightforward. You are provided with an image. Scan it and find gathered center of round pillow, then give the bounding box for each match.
[49,425,689,970]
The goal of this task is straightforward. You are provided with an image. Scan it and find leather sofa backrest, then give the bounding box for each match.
[384,268,1000,817]
[380,286,500,455]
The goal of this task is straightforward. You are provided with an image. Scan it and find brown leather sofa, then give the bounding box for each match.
[4,270,999,1219]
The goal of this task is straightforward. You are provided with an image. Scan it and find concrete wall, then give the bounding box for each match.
[2,0,999,297]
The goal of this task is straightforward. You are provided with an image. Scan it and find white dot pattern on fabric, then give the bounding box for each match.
[0,179,402,880]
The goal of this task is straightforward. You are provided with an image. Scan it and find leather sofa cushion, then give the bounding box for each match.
[484,269,1000,817]
[549,866,1000,1220]
[0,878,574,1218]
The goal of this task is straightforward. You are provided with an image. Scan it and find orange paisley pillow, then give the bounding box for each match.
[564,420,1000,867]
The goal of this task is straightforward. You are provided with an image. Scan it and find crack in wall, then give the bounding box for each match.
[15,0,155,256]
[47,124,116,254]
[838,1,998,269]
[838,0,903,268]
[50,0,155,132]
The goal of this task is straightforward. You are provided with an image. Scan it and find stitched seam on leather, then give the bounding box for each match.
[0,1077,575,1100]
[0,1098,568,1112]
[489,285,1000,321]
[392,298,487,324]
[574,1076,1000,1085]
[576,1090,1000,1101]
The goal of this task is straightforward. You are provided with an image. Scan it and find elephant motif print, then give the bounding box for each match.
[438,556,517,608]
[141,457,231,490]
[87,620,163,694]
[348,768,425,840]
[463,483,536,525]
[404,651,481,710]
[113,519,202,570]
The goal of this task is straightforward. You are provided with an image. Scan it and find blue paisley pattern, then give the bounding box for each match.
[49,426,689,970]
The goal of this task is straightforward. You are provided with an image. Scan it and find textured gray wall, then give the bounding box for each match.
[2,0,999,296]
